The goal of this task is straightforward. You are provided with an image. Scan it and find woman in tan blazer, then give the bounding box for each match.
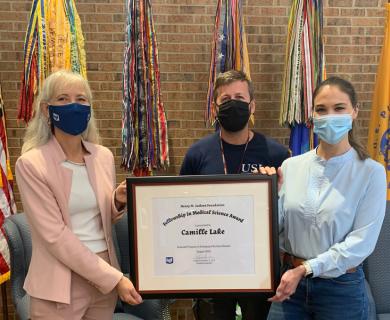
[15,70,142,319]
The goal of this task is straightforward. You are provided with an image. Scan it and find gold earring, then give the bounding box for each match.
[249,114,255,125]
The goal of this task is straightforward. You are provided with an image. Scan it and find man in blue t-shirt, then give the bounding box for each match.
[180,70,289,320]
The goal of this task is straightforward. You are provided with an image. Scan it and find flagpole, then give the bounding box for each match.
[1,283,7,320]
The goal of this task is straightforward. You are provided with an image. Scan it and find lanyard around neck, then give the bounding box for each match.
[219,130,250,175]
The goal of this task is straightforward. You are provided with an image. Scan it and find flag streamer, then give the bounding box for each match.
[280,0,325,155]
[368,3,390,199]
[18,0,87,123]
[206,0,250,125]
[122,0,169,175]
[0,84,17,284]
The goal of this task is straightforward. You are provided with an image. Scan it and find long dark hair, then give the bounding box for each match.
[312,77,369,160]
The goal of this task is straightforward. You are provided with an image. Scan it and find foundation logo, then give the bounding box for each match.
[165,257,174,264]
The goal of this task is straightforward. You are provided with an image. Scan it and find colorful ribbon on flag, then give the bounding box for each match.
[206,0,250,125]
[368,3,390,200]
[0,84,17,284]
[280,0,325,155]
[18,0,87,123]
[122,0,169,175]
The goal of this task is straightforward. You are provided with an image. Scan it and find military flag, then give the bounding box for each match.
[122,0,169,175]
[18,0,87,123]
[280,0,325,155]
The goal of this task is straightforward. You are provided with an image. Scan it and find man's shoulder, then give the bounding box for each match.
[180,132,219,175]
[253,132,288,154]
[187,132,219,153]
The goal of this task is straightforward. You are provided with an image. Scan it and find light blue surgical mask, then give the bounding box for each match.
[313,114,353,145]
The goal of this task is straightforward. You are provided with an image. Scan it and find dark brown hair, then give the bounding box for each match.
[312,77,369,160]
[213,70,254,104]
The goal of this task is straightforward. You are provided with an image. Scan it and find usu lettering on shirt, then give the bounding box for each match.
[180,131,289,175]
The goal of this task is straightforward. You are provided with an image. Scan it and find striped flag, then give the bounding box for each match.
[280,0,325,155]
[122,0,169,175]
[18,0,87,123]
[0,84,17,284]
[368,3,390,200]
[206,0,250,126]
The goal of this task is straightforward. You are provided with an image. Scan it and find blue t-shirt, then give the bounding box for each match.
[180,131,289,175]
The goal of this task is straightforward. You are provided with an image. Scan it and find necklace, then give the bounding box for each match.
[66,159,85,166]
[219,130,250,175]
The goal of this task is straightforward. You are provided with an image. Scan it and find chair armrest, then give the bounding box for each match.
[118,273,171,319]
[122,299,172,320]
[15,295,30,320]
[3,217,28,307]
[365,279,378,320]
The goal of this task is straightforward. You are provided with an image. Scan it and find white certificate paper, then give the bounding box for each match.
[152,195,255,276]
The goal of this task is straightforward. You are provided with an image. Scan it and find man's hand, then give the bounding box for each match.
[258,166,276,175]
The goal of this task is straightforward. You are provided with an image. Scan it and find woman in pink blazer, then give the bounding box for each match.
[15,70,142,319]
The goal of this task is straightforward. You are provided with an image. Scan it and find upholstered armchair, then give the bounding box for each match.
[3,212,172,320]
[364,203,390,320]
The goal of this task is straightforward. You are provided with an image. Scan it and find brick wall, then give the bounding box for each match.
[0,0,387,319]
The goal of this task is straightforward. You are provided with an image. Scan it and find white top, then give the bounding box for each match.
[62,161,107,253]
[279,148,386,278]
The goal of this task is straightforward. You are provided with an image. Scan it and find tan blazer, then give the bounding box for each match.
[15,137,124,304]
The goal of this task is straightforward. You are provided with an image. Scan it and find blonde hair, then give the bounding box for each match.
[21,70,100,154]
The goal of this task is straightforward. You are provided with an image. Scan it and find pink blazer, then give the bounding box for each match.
[15,137,124,304]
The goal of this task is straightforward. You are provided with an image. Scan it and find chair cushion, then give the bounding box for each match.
[113,313,143,320]
[12,213,32,266]
[122,299,170,320]
[378,314,390,320]
[114,213,131,273]
[15,294,30,320]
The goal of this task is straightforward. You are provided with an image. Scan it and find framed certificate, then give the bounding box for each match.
[126,174,279,298]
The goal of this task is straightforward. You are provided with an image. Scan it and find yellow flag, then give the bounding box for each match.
[368,4,390,200]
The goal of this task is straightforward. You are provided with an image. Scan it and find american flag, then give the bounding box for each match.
[0,84,17,284]
[205,0,251,126]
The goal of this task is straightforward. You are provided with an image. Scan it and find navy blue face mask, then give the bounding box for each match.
[48,103,91,136]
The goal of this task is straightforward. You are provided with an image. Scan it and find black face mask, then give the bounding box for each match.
[217,99,251,132]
